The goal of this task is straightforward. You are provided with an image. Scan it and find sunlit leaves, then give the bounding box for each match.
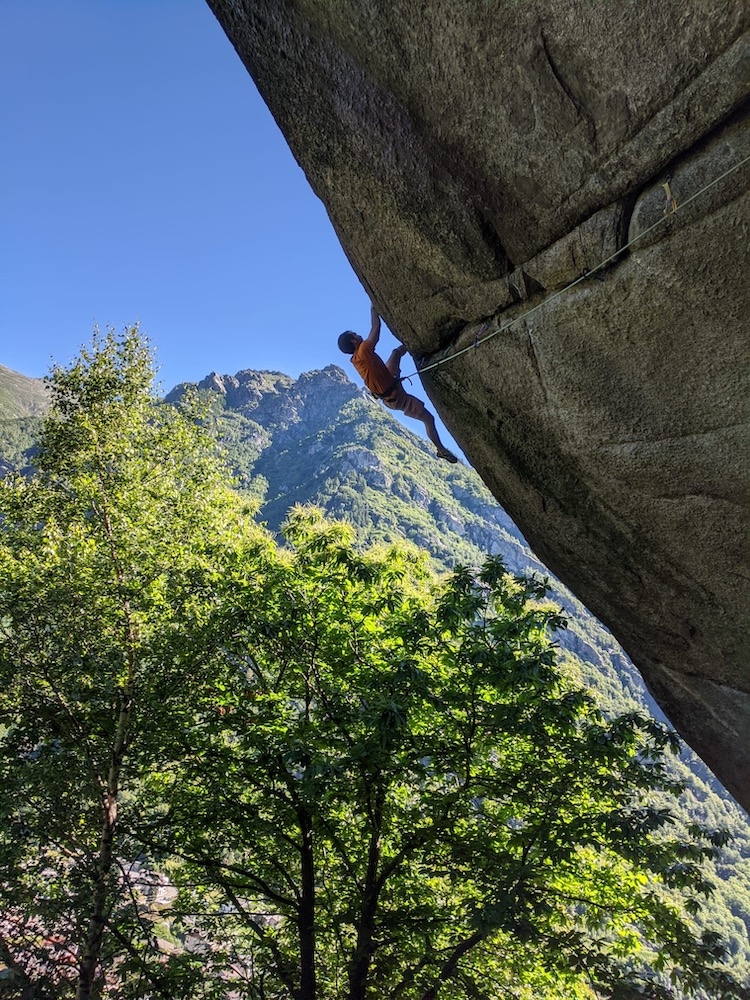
[0,326,268,997]
[0,328,742,999]
[149,512,742,999]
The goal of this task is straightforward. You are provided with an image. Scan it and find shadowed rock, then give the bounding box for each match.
[205,0,750,808]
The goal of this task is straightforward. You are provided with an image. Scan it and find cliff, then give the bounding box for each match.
[205,0,750,809]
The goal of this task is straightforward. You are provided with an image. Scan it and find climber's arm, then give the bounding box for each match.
[365,304,381,347]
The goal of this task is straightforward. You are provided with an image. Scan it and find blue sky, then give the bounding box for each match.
[1,0,404,396]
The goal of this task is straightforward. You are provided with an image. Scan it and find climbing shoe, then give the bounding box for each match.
[437,449,458,464]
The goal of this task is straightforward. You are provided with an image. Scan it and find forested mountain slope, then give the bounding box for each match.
[0,366,47,476]
[2,359,750,976]
[0,365,48,419]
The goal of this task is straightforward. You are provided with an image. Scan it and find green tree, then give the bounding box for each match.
[0,327,268,998]
[146,508,742,1000]
[0,329,743,999]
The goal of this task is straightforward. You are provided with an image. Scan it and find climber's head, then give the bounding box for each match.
[337,331,361,355]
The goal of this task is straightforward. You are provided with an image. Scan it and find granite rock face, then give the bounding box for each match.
[206,1,750,807]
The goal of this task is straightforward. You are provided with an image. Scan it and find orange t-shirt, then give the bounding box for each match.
[351,340,395,396]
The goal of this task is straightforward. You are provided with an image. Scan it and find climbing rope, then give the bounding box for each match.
[404,149,750,381]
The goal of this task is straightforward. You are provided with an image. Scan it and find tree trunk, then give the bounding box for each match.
[75,692,131,1000]
[347,816,383,1000]
[346,888,379,1000]
[296,807,317,1000]
[75,497,136,1000]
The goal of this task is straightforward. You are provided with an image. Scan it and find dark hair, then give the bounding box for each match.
[337,331,358,355]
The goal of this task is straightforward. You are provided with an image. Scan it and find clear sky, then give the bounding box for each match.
[1,0,406,397]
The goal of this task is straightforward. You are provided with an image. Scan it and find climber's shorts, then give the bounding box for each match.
[382,386,426,420]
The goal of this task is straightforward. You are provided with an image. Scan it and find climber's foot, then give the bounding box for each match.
[437,448,458,464]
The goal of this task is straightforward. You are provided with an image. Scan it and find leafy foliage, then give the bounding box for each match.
[182,364,750,988]
[0,328,269,998]
[0,334,747,998]
[140,509,743,1000]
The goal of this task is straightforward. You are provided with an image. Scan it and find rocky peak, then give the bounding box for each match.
[177,364,362,436]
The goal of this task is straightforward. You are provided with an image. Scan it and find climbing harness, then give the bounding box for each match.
[373,379,400,399]
[370,370,414,403]
[401,149,750,382]
[371,379,401,403]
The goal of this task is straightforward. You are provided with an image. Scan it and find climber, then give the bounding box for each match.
[338,304,458,463]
